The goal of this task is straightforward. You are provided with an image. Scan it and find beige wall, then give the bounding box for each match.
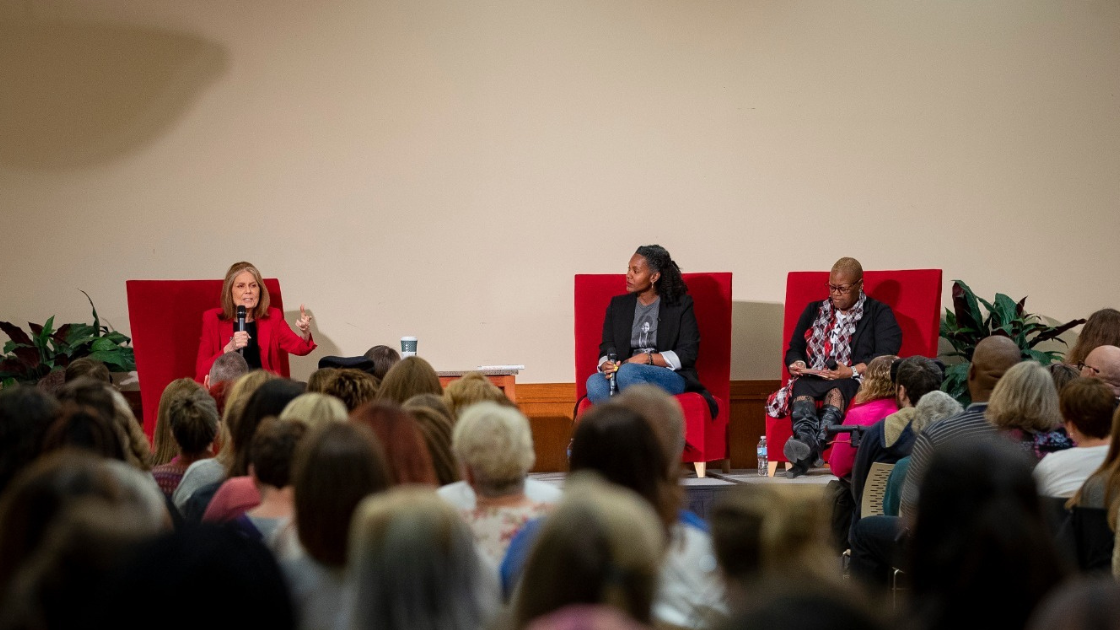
[2,1,1118,383]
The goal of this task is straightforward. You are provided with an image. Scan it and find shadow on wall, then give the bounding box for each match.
[0,19,227,169]
[731,300,784,380]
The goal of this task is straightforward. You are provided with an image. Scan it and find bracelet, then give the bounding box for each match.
[647,353,654,365]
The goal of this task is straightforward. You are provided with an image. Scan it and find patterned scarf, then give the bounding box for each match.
[765,293,867,418]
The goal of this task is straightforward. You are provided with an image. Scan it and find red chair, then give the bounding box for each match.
[765,270,942,476]
[125,279,287,438]
[575,273,732,477]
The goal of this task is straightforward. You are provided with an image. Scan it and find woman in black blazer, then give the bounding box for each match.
[585,245,717,417]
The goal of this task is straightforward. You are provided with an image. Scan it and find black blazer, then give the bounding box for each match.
[597,293,718,418]
[784,296,902,369]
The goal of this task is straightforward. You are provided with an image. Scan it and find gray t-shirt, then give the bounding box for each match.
[632,298,660,356]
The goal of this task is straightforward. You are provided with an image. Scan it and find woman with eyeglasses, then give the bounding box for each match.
[766,257,902,477]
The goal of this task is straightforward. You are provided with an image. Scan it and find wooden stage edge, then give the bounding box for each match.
[518,380,780,473]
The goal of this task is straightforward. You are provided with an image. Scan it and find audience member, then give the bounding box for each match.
[350,401,438,485]
[63,357,110,383]
[346,487,499,630]
[1079,344,1120,395]
[1065,308,1120,368]
[511,473,663,629]
[232,418,307,542]
[906,439,1068,630]
[150,388,219,498]
[55,377,151,470]
[715,588,888,630]
[1026,576,1120,630]
[319,368,379,411]
[403,395,461,485]
[1069,402,1120,512]
[375,356,443,405]
[827,354,899,481]
[363,344,401,381]
[443,371,513,417]
[305,367,337,393]
[40,404,126,461]
[0,385,59,496]
[986,360,1073,461]
[1035,377,1114,498]
[279,392,348,428]
[151,378,207,466]
[205,350,249,390]
[613,384,687,477]
[1047,362,1080,394]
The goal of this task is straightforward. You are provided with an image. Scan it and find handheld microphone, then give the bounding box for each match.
[607,348,618,397]
[236,306,247,356]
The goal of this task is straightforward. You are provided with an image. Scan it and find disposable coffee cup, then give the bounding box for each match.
[400,336,418,357]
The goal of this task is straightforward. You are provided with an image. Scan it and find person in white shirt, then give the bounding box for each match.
[1034,377,1116,498]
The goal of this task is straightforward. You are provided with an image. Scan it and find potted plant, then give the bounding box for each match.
[939,280,1084,406]
[0,291,135,387]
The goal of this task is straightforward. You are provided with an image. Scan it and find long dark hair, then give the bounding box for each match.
[634,245,687,306]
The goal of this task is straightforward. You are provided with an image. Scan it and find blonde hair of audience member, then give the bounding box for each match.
[1066,308,1120,368]
[910,391,964,435]
[151,378,206,466]
[109,388,152,471]
[347,487,499,630]
[851,355,899,405]
[710,484,843,611]
[306,367,338,394]
[985,361,1062,432]
[1069,404,1120,522]
[375,356,443,405]
[613,384,686,483]
[293,422,393,567]
[321,368,379,412]
[403,396,460,486]
[442,371,513,417]
[453,402,535,497]
[280,392,348,429]
[511,472,664,628]
[214,370,276,471]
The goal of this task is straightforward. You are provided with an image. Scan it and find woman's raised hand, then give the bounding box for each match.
[295,304,313,338]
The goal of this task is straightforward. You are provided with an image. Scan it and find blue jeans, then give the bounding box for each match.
[585,363,686,403]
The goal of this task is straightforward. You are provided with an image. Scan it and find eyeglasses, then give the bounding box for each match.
[1078,362,1102,376]
[828,282,860,294]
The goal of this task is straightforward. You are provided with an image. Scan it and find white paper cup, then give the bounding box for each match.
[400,336,418,357]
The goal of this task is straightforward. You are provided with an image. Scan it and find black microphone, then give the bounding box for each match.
[607,348,618,397]
[236,305,247,356]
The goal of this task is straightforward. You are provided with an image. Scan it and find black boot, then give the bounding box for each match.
[784,400,820,476]
[814,404,845,467]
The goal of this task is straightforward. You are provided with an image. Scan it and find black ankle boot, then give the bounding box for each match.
[784,400,820,466]
[817,404,845,447]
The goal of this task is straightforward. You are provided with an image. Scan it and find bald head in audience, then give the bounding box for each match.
[968,336,1023,403]
[1080,345,1120,396]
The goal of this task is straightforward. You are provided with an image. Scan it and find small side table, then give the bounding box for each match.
[436,368,520,403]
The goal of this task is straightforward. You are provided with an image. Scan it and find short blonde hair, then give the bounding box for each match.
[452,402,534,496]
[219,261,270,321]
[152,378,205,466]
[985,361,1062,432]
[442,372,511,418]
[280,393,348,430]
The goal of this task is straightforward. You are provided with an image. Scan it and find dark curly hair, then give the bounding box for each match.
[634,244,687,305]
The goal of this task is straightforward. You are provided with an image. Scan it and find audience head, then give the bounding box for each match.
[206,351,249,389]
[403,395,460,485]
[0,385,59,495]
[1080,344,1120,396]
[1059,377,1116,443]
[293,422,393,567]
[219,261,271,320]
[363,344,402,381]
[1046,362,1080,394]
[350,402,438,486]
[1026,576,1120,630]
[305,367,338,394]
[109,388,153,471]
[894,356,944,408]
[1066,308,1120,367]
[64,358,110,384]
[215,370,276,467]
[967,335,1023,403]
[851,355,898,405]
[279,392,348,429]
[614,384,686,469]
[908,439,1067,630]
[248,418,307,490]
[453,402,535,498]
[716,588,887,630]
[168,388,219,459]
[986,361,1062,432]
[320,368,379,412]
[376,356,443,405]
[230,378,305,477]
[909,390,963,435]
[41,404,126,461]
[152,378,206,466]
[569,402,678,530]
[512,473,664,628]
[347,487,498,630]
[442,372,513,417]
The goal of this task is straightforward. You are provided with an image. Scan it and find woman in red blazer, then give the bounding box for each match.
[195,261,316,383]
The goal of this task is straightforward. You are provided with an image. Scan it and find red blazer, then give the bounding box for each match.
[195,307,316,382]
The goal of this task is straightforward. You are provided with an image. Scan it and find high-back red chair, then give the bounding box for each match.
[126,278,286,438]
[764,269,942,476]
[575,273,732,477]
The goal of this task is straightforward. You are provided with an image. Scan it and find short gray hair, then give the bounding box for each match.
[452,402,534,496]
[910,390,963,435]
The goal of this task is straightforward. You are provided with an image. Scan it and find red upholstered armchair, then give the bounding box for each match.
[765,269,942,476]
[574,273,732,477]
[125,279,286,438]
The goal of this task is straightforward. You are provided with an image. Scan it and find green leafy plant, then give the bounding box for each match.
[0,291,135,387]
[939,280,1084,406]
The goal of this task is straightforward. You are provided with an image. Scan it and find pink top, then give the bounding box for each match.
[827,398,898,479]
[202,476,261,523]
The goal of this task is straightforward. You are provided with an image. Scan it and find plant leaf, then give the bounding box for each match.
[0,321,33,346]
[87,350,130,370]
[81,290,101,338]
[951,281,986,336]
[102,331,131,345]
[52,323,71,347]
[1027,318,1086,348]
[90,338,118,352]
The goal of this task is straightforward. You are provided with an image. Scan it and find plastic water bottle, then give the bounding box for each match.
[757,436,768,476]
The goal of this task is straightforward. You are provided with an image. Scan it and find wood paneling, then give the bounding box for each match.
[517,380,780,473]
